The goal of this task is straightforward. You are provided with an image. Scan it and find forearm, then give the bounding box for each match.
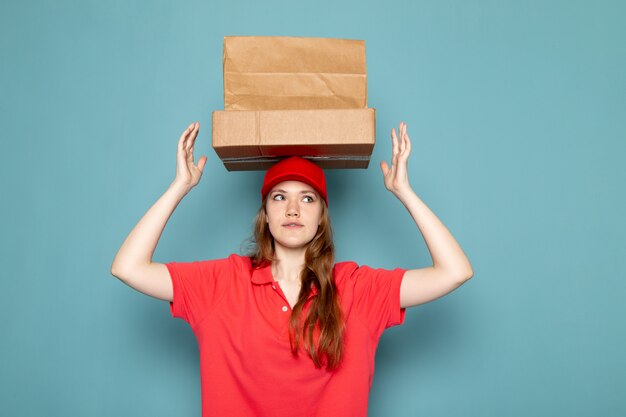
[394,187,473,278]
[111,181,191,275]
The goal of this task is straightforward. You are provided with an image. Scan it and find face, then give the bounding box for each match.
[265,180,323,250]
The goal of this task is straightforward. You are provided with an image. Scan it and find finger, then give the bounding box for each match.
[404,128,412,157]
[391,127,399,166]
[395,123,409,177]
[399,122,406,154]
[197,156,207,173]
[187,125,200,163]
[380,161,389,177]
[185,122,197,154]
[179,123,193,150]
[181,122,194,138]
[186,122,199,153]
[178,123,194,165]
[189,123,199,155]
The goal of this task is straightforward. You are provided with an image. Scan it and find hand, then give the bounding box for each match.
[380,121,412,195]
[172,122,207,190]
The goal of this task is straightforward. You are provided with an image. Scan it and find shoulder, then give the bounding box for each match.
[202,253,251,266]
[228,253,251,265]
[332,260,363,286]
[333,260,407,287]
[333,260,360,275]
[334,260,386,276]
[171,253,251,273]
[225,253,254,274]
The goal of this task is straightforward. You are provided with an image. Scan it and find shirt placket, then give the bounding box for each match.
[270,282,292,313]
[269,282,318,338]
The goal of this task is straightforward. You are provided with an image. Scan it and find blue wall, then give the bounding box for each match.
[1,0,625,416]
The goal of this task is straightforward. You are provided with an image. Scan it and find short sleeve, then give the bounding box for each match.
[165,256,234,329]
[350,264,407,336]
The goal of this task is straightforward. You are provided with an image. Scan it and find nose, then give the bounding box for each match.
[286,200,300,217]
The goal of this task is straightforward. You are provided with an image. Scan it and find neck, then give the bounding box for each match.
[272,244,306,283]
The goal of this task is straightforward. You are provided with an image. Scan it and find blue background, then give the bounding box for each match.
[1,0,625,416]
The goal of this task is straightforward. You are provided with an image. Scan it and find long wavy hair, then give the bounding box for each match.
[243,194,344,370]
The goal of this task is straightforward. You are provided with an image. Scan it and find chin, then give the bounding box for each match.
[277,240,311,250]
[274,236,315,250]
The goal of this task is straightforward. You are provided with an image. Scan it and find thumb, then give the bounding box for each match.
[380,161,389,177]
[197,156,208,173]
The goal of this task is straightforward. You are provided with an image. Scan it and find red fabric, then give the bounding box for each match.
[166,254,406,417]
[261,156,328,206]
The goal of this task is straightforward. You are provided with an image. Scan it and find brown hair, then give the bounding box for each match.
[243,195,344,370]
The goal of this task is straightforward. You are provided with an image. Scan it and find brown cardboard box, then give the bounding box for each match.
[213,108,375,171]
[213,36,376,171]
[223,36,367,111]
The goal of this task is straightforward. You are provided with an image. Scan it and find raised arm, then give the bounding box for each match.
[110,122,207,301]
[380,122,474,309]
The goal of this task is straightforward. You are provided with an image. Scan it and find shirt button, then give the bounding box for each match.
[272,285,276,290]
[282,306,288,312]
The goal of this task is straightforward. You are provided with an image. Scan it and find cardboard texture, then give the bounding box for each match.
[223,36,367,111]
[212,36,376,171]
[212,108,375,170]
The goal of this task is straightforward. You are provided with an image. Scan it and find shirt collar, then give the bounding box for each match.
[250,263,319,296]
[251,263,274,284]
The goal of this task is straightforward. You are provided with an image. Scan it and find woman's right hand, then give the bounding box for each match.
[172,122,207,191]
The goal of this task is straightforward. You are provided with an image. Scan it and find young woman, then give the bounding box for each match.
[111,121,473,417]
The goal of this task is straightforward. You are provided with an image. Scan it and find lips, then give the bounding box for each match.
[282,222,303,228]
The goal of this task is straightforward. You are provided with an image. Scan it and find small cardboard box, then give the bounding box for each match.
[213,36,376,171]
[212,108,375,171]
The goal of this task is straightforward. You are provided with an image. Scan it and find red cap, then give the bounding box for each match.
[261,157,328,206]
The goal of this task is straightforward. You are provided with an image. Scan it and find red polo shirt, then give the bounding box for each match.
[166,253,406,417]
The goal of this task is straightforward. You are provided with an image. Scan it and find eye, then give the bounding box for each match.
[272,194,285,201]
[303,195,315,203]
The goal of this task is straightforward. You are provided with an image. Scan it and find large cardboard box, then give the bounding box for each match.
[213,36,376,171]
[223,36,367,111]
[213,108,375,171]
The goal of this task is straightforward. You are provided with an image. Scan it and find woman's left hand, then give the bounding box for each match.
[380,121,413,196]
